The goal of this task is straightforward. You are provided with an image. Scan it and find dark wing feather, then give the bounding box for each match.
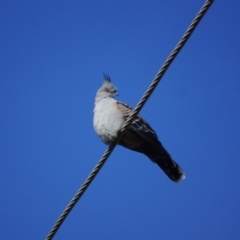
[116,101,158,142]
[116,101,185,182]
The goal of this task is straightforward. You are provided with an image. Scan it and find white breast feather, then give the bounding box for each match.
[94,98,125,144]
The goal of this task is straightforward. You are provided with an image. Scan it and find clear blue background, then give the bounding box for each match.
[1,0,240,239]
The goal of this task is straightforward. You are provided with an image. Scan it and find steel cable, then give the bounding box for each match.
[46,1,214,239]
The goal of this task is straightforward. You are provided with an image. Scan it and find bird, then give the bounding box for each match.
[93,74,185,182]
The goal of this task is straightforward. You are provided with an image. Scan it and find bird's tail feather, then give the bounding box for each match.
[142,142,185,182]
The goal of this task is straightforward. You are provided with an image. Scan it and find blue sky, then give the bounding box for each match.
[1,0,240,239]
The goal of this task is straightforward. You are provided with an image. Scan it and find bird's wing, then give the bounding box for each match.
[116,102,185,182]
[116,101,160,145]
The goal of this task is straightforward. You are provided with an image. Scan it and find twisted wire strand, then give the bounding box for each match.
[46,1,214,239]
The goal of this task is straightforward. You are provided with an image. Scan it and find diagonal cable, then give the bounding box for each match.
[46,0,214,239]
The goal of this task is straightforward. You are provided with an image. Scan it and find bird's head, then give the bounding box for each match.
[96,74,118,100]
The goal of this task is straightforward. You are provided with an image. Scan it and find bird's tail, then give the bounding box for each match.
[142,142,185,182]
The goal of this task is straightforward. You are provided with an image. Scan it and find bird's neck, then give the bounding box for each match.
[95,96,114,104]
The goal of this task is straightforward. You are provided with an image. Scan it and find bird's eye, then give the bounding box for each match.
[104,88,109,92]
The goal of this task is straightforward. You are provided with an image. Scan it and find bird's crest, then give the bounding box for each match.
[103,73,111,82]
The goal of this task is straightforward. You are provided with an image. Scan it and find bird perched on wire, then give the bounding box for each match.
[93,75,185,182]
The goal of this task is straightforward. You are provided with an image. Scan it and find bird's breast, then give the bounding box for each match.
[93,100,125,144]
